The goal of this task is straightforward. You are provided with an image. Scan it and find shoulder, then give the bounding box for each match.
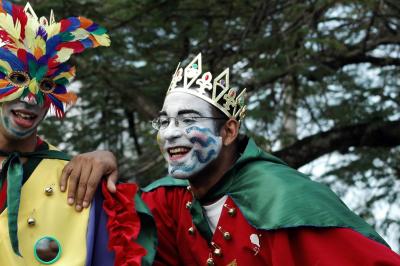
[142,176,189,192]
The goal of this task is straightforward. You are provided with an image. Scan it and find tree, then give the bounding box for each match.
[35,0,400,250]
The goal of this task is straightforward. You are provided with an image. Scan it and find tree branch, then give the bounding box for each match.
[273,120,400,169]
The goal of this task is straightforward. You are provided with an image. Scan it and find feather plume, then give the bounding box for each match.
[28,78,39,94]
[0,85,17,97]
[53,91,77,104]
[0,79,10,87]
[72,28,90,41]
[44,22,61,39]
[0,86,23,102]
[92,34,110,47]
[0,48,23,70]
[78,17,93,29]
[55,48,74,63]
[13,5,27,40]
[0,59,12,74]
[0,13,21,41]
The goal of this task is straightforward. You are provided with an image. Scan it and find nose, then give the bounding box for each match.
[162,118,182,141]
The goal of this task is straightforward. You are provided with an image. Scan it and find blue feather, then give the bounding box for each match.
[46,35,62,57]
[0,48,24,71]
[65,17,81,32]
[47,93,64,112]
[51,63,71,77]
[0,85,16,95]
[3,0,12,15]
[81,38,93,49]
[36,26,48,41]
[86,24,99,32]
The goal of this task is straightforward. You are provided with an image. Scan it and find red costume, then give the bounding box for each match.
[142,138,400,266]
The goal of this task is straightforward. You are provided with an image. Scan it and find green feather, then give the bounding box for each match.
[55,77,69,85]
[92,27,107,35]
[35,66,48,81]
[60,32,75,42]
[28,60,38,78]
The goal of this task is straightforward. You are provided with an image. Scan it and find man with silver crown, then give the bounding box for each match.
[141,53,400,265]
[0,1,155,265]
[71,52,400,265]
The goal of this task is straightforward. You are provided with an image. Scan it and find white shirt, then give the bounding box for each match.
[202,195,228,233]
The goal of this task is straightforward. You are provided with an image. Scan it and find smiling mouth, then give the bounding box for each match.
[168,146,191,160]
[12,110,37,120]
[11,109,39,128]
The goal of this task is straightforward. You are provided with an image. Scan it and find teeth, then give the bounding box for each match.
[169,147,190,154]
[14,111,35,120]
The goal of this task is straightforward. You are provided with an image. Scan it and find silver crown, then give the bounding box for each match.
[167,53,247,121]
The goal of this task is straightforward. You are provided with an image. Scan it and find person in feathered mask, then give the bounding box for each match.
[0,1,155,265]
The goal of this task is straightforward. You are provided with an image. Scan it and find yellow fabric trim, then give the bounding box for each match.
[0,158,90,266]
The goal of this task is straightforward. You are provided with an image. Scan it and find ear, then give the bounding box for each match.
[220,118,239,146]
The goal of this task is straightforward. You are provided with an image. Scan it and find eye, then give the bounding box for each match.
[39,78,56,93]
[6,71,30,87]
[159,117,170,127]
[180,117,198,126]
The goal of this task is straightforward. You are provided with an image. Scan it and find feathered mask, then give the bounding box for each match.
[0,0,110,117]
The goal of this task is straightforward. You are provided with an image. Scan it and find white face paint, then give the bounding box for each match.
[0,98,48,140]
[157,92,223,179]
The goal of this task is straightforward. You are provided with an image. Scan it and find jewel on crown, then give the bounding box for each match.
[167,53,247,121]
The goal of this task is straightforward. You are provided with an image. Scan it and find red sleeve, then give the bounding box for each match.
[141,188,184,266]
[267,227,400,266]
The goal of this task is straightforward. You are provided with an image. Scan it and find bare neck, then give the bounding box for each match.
[189,144,239,201]
[0,132,37,154]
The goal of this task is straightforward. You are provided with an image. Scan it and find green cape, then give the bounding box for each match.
[143,138,387,246]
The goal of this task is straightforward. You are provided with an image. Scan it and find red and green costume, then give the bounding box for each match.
[142,137,400,265]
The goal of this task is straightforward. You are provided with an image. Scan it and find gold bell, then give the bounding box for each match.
[228,208,236,217]
[185,201,192,209]
[188,227,195,235]
[223,231,232,240]
[206,258,215,266]
[27,217,36,226]
[44,187,54,196]
[213,248,222,257]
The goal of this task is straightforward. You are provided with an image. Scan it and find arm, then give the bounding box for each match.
[142,188,184,266]
[60,150,118,211]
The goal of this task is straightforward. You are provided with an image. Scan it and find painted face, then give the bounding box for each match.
[0,97,48,139]
[157,92,223,179]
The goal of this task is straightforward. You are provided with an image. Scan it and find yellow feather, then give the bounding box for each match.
[46,23,61,39]
[0,88,24,102]
[0,60,12,74]
[29,79,39,94]
[54,70,75,82]
[0,13,21,41]
[33,37,46,56]
[56,48,74,63]
[93,34,111,47]
[24,24,37,51]
[72,28,90,41]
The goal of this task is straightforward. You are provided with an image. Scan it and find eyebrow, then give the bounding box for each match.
[177,109,202,116]
[158,109,203,117]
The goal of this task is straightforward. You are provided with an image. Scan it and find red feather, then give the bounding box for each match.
[60,19,72,33]
[12,5,27,40]
[56,41,85,54]
[17,49,27,66]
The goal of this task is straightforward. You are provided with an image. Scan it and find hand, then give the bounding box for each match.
[60,151,118,211]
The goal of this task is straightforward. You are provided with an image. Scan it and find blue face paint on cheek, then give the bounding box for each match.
[168,125,222,179]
